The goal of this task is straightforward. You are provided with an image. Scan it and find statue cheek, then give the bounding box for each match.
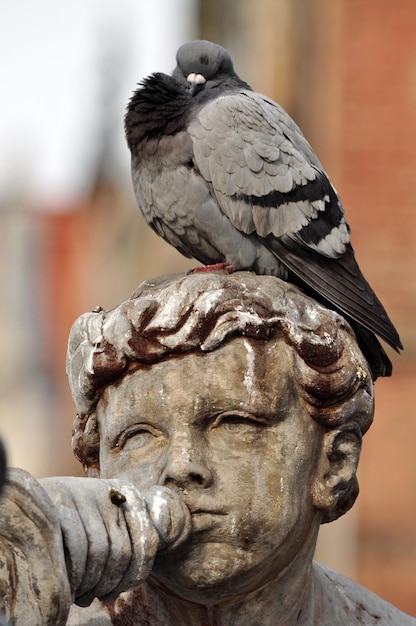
[100,458,164,488]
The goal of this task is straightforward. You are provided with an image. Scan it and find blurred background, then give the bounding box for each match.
[0,0,415,615]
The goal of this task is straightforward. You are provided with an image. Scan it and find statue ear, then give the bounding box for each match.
[312,424,362,523]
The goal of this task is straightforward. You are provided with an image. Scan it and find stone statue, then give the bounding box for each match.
[0,271,414,625]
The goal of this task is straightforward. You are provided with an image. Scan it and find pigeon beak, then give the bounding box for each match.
[187,72,206,96]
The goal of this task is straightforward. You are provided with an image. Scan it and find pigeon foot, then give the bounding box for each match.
[190,263,236,274]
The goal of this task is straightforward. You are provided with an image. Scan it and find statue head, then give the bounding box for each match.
[67,271,373,599]
[68,271,373,520]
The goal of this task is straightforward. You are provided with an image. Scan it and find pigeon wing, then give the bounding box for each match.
[189,90,350,260]
[268,236,402,352]
[188,91,402,352]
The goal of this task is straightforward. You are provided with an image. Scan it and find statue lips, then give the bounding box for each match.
[185,502,229,535]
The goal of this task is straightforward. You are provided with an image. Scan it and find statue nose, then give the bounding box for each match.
[160,431,213,490]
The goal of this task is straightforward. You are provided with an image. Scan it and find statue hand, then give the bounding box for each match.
[40,477,191,607]
[142,484,192,551]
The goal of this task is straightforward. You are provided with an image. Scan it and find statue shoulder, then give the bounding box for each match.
[313,561,416,625]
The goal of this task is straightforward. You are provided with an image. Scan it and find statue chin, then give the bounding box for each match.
[151,544,258,601]
[151,539,282,602]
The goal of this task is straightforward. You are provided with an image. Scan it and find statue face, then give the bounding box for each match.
[97,336,322,600]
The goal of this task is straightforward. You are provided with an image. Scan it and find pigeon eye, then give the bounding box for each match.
[200,54,209,66]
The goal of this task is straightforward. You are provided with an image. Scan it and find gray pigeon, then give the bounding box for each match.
[124,39,402,379]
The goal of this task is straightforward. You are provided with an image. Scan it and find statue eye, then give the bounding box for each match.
[215,413,265,435]
[116,424,161,451]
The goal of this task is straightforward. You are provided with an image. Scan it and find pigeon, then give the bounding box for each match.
[124,39,402,379]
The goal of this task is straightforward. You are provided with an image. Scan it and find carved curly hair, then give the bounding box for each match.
[67,271,374,522]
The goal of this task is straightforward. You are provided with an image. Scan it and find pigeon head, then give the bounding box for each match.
[172,40,250,95]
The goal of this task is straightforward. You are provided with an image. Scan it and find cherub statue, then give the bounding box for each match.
[0,272,414,625]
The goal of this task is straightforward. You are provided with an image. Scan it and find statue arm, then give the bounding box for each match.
[0,468,71,626]
[0,469,190,624]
